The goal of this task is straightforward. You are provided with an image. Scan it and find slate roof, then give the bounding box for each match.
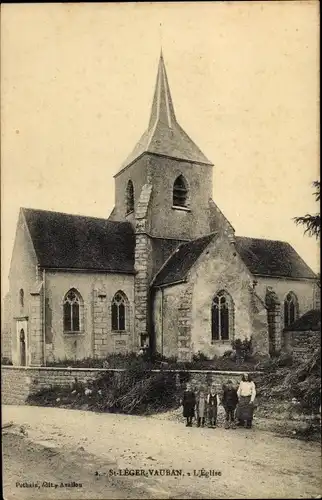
[117,53,212,173]
[22,208,135,273]
[152,233,217,287]
[151,237,185,276]
[235,237,316,280]
[284,309,321,332]
[152,234,317,287]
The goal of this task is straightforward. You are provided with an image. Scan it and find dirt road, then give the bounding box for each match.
[2,405,321,499]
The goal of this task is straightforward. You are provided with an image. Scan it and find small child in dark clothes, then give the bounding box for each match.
[222,380,239,429]
[181,383,196,427]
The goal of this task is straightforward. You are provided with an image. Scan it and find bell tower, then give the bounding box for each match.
[110,52,214,241]
[109,52,217,350]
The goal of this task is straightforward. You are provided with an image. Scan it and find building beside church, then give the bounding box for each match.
[3,53,318,366]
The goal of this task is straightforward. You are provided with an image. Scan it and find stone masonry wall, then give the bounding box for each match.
[177,284,194,362]
[29,288,44,366]
[134,173,153,349]
[1,366,261,406]
[92,285,108,357]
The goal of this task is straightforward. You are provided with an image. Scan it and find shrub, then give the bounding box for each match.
[1,357,13,366]
[276,352,294,368]
[222,349,234,358]
[27,356,178,415]
[231,337,253,362]
[257,347,321,414]
[192,351,210,363]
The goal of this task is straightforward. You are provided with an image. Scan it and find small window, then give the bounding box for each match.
[19,289,24,308]
[284,292,298,328]
[211,291,234,342]
[126,180,134,214]
[173,175,188,208]
[111,291,127,331]
[63,289,82,333]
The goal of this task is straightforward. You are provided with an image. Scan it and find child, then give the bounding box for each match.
[196,388,207,427]
[181,383,196,427]
[222,380,239,429]
[207,385,220,428]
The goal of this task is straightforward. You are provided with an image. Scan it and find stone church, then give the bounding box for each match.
[4,53,318,366]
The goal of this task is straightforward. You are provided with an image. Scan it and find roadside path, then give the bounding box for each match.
[3,405,321,499]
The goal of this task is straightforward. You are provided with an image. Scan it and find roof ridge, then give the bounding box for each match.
[22,207,131,226]
[236,235,289,245]
[235,235,293,248]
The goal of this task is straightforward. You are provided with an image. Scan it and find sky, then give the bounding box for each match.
[1,2,320,297]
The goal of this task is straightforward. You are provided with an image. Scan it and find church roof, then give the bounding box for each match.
[117,53,213,174]
[22,208,135,273]
[153,234,316,287]
[235,236,317,280]
[152,233,217,287]
[284,309,321,332]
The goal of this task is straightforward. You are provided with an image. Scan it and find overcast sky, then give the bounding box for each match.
[1,2,319,296]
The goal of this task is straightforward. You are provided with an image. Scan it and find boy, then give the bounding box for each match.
[207,385,220,428]
[222,380,238,429]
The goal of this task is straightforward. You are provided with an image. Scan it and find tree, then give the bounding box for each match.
[294,180,320,239]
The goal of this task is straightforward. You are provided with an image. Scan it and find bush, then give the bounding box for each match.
[276,352,294,368]
[1,357,13,365]
[231,337,253,362]
[222,349,234,358]
[192,351,210,363]
[258,347,321,414]
[27,356,178,415]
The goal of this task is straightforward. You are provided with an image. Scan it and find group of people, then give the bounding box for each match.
[181,373,256,429]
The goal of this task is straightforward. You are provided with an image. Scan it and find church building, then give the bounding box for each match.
[5,53,318,366]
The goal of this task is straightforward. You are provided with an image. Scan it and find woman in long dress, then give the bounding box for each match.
[236,373,256,428]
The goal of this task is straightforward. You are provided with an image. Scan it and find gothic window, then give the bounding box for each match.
[173,175,188,208]
[284,292,298,328]
[63,289,82,333]
[111,291,127,331]
[211,291,234,342]
[126,180,134,214]
[19,288,24,308]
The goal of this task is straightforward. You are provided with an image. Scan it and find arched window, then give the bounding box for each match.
[284,292,298,328]
[126,180,134,214]
[211,291,234,342]
[173,175,188,208]
[111,291,127,331]
[63,289,82,333]
[19,289,24,308]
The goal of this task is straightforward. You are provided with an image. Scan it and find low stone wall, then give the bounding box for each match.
[1,365,262,406]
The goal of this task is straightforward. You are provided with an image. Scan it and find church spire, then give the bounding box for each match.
[117,52,213,173]
[148,51,176,129]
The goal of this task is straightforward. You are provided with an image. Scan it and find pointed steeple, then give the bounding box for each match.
[148,51,176,129]
[118,53,213,173]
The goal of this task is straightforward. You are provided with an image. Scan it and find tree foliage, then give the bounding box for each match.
[294,181,320,239]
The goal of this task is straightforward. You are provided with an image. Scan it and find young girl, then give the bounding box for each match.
[196,387,207,427]
[207,385,220,428]
[181,383,196,427]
